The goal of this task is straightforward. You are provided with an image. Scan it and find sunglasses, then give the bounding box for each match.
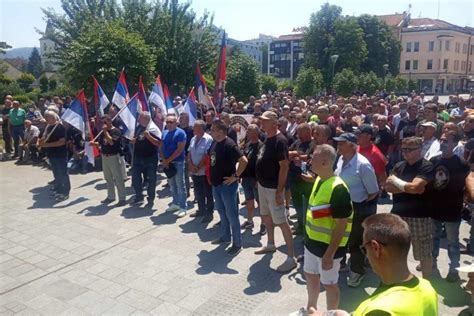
[401,147,420,153]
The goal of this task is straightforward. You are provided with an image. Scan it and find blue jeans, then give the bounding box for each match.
[168,160,186,209]
[432,219,460,272]
[212,182,241,247]
[49,155,71,195]
[132,155,158,201]
[11,125,25,156]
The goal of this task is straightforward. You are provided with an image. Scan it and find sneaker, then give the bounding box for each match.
[240,220,254,230]
[276,257,297,273]
[101,198,115,204]
[289,213,298,220]
[446,271,460,283]
[55,194,69,202]
[347,271,365,287]
[176,209,187,218]
[201,215,213,223]
[211,238,230,245]
[254,245,277,255]
[259,224,267,236]
[227,245,242,256]
[165,204,180,213]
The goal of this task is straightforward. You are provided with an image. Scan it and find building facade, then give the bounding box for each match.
[39,21,59,72]
[267,33,304,80]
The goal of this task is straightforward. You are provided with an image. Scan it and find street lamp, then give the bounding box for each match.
[330,54,339,94]
[383,64,389,91]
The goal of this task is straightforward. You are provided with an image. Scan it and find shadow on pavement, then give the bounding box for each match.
[244,254,283,295]
[150,211,180,226]
[430,276,471,307]
[121,205,156,219]
[94,182,108,191]
[179,217,219,243]
[28,186,88,209]
[196,245,239,275]
[76,178,102,188]
[77,203,114,216]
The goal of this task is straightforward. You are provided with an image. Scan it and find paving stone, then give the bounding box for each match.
[116,289,164,312]
[44,279,89,301]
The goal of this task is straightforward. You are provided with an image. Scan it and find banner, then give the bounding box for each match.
[229,114,253,144]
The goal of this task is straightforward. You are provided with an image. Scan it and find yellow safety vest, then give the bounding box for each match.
[353,277,438,316]
[306,176,353,247]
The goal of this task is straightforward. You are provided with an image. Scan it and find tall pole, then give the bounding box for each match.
[330,54,339,95]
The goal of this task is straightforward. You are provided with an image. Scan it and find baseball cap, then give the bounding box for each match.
[261,94,267,100]
[420,121,437,129]
[333,133,357,145]
[260,111,278,122]
[356,124,374,135]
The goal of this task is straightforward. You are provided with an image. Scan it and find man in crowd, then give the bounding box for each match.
[161,113,187,216]
[188,120,214,223]
[131,112,161,207]
[2,96,13,157]
[39,111,70,202]
[90,114,126,207]
[255,111,296,273]
[429,131,469,282]
[304,144,353,312]
[18,120,40,163]
[334,133,379,287]
[386,136,434,278]
[219,112,238,143]
[208,119,248,256]
[418,103,444,138]
[179,112,194,198]
[420,121,441,160]
[9,100,26,159]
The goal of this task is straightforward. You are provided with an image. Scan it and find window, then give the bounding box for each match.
[428,41,434,52]
[445,40,450,51]
[405,60,410,70]
[427,59,433,70]
[406,42,412,52]
[437,59,441,69]
[461,61,466,71]
[414,42,420,52]
[413,60,418,70]
[463,44,468,54]
[455,42,460,53]
[443,59,449,69]
[454,60,459,71]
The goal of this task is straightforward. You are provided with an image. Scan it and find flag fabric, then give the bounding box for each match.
[112,70,130,109]
[184,87,198,126]
[119,94,140,139]
[81,97,100,167]
[146,119,162,140]
[163,84,174,111]
[148,75,167,115]
[61,89,87,138]
[195,64,215,111]
[213,31,227,112]
[138,76,150,112]
[92,76,109,117]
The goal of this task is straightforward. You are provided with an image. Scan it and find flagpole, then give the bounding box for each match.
[90,102,129,142]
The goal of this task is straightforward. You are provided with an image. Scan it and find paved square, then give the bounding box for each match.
[0,161,472,315]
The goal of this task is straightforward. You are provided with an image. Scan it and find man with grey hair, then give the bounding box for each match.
[18,120,40,163]
[188,119,214,223]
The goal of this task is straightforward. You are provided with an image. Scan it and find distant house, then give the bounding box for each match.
[1,60,23,80]
[39,21,59,72]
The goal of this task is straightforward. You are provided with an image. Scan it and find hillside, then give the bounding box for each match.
[1,47,35,59]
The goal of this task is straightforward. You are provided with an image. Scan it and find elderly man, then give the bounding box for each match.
[9,100,26,158]
[39,111,70,202]
[161,113,187,215]
[18,120,40,163]
[334,133,379,288]
[188,120,214,223]
[420,121,441,160]
[131,111,161,207]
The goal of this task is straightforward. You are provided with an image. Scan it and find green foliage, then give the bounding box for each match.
[294,67,323,98]
[16,73,35,92]
[27,47,43,78]
[0,60,8,78]
[333,68,358,97]
[26,89,41,103]
[47,84,76,98]
[330,17,367,72]
[0,82,24,99]
[0,74,12,85]
[12,94,31,105]
[395,76,408,93]
[384,75,397,93]
[226,52,260,102]
[259,75,278,94]
[39,75,49,92]
[408,79,418,92]
[278,80,295,91]
[48,79,57,91]
[359,71,382,96]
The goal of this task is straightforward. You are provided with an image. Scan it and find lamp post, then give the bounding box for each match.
[330,54,339,95]
[383,63,389,91]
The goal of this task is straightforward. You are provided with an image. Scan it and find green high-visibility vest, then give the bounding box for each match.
[353,277,438,316]
[305,176,353,247]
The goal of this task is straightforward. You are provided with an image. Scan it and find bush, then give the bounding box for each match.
[333,68,358,96]
[294,67,323,98]
[259,75,278,94]
[0,81,25,99]
[16,73,35,92]
[11,94,31,105]
[47,84,76,98]
[278,80,295,92]
[26,89,41,103]
[359,71,382,96]
[39,75,49,92]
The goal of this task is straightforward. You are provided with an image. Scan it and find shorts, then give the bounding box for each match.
[258,183,288,225]
[402,217,433,261]
[241,177,258,202]
[303,247,342,285]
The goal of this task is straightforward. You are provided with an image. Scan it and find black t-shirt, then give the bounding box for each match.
[391,159,434,218]
[45,124,68,157]
[133,125,159,158]
[374,128,394,156]
[397,118,419,139]
[209,137,243,186]
[428,155,469,221]
[241,141,262,178]
[181,126,194,153]
[99,127,122,155]
[256,133,289,189]
[305,181,353,258]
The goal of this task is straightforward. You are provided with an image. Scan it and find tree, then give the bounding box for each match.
[408,79,418,92]
[226,52,260,102]
[330,18,368,72]
[333,68,358,96]
[259,75,278,94]
[16,73,35,92]
[27,48,43,78]
[39,75,49,92]
[49,79,57,91]
[359,71,382,96]
[294,67,323,98]
[278,80,295,92]
[395,76,408,93]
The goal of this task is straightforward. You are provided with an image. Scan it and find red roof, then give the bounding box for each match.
[377,13,405,27]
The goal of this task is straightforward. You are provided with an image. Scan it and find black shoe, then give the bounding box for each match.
[190,211,204,218]
[101,198,115,204]
[145,200,154,208]
[213,221,221,227]
[48,180,55,185]
[259,224,267,236]
[211,238,230,245]
[116,200,127,207]
[131,197,144,205]
[446,271,460,283]
[227,245,242,256]
[461,244,474,254]
[201,215,213,223]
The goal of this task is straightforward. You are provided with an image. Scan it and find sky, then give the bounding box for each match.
[1,0,473,48]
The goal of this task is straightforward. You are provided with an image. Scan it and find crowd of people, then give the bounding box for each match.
[1,90,474,314]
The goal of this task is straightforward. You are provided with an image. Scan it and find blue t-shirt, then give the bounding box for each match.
[162,127,187,161]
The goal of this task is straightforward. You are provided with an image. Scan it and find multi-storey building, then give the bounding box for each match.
[267,33,304,80]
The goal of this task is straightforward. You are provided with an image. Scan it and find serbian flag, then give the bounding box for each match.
[163,84,174,112]
[112,70,130,109]
[119,94,140,139]
[184,87,198,126]
[213,31,227,112]
[148,75,167,115]
[310,204,332,219]
[81,97,100,166]
[62,89,87,138]
[92,76,109,117]
[138,76,150,112]
[195,64,215,111]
